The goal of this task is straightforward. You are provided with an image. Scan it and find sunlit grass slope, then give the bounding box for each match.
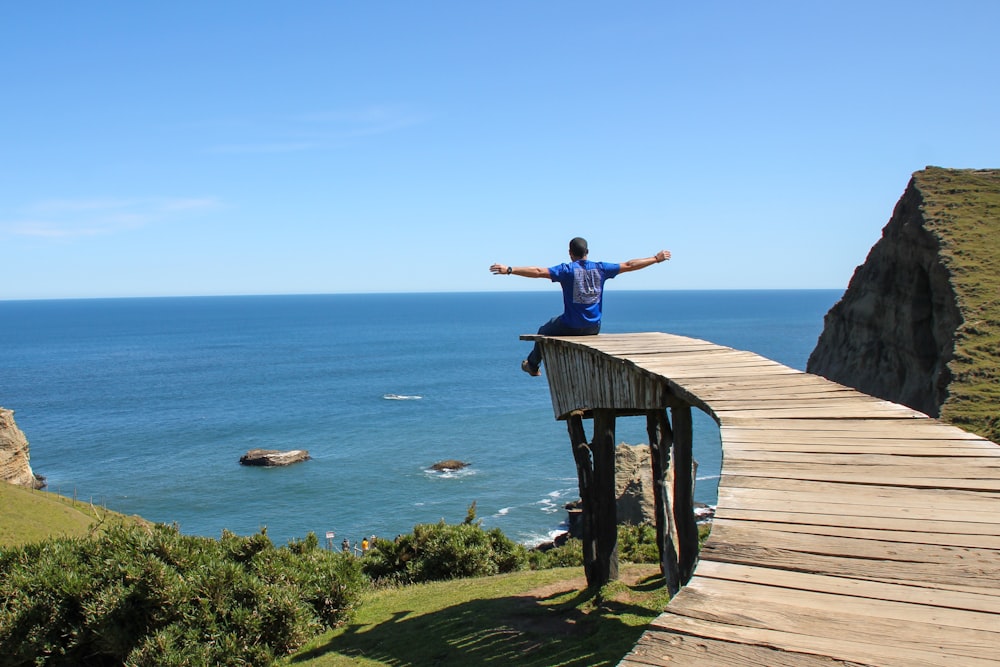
[916,167,1000,442]
[286,564,667,667]
[0,483,142,547]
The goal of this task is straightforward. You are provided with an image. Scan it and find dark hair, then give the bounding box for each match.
[569,237,588,258]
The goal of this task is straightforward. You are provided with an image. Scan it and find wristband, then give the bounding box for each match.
[507,266,512,275]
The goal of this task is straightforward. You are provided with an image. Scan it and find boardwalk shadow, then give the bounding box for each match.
[291,573,663,667]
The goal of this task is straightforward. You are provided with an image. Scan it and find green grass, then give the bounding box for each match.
[284,564,667,667]
[915,167,1000,442]
[0,482,142,548]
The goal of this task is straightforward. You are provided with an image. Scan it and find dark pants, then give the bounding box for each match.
[527,316,600,369]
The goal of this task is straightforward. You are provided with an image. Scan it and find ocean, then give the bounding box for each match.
[0,290,840,547]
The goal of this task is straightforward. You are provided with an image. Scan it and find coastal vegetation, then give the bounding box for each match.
[1,495,668,666]
[918,167,1000,442]
[0,524,363,666]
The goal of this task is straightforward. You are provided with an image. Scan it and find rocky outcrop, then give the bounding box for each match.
[430,459,470,471]
[239,449,310,466]
[565,441,710,538]
[807,172,960,416]
[808,168,1000,441]
[615,443,656,526]
[0,407,44,489]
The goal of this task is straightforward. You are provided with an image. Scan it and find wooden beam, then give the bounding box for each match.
[592,408,619,585]
[671,404,699,584]
[566,411,599,586]
[648,409,681,595]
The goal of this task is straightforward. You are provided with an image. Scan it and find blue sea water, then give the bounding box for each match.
[0,290,840,547]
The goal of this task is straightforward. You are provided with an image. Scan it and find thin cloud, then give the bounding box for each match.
[207,105,427,154]
[2,197,221,240]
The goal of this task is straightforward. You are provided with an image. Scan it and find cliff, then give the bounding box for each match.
[807,167,1000,442]
[0,408,44,489]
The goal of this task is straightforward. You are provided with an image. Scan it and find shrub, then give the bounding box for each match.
[527,523,662,570]
[0,524,363,666]
[361,509,528,585]
[617,523,660,564]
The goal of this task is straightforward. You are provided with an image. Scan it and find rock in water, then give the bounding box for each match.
[239,449,310,467]
[430,459,470,471]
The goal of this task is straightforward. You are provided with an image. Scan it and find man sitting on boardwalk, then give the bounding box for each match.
[490,237,671,376]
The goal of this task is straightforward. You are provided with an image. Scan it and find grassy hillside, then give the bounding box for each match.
[0,482,142,547]
[286,564,666,667]
[915,167,1000,442]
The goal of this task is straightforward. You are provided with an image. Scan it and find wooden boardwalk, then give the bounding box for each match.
[526,332,1000,667]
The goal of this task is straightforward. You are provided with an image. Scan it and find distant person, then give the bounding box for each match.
[341,538,350,552]
[490,237,671,376]
[361,537,369,553]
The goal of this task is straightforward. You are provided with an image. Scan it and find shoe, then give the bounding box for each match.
[521,360,541,377]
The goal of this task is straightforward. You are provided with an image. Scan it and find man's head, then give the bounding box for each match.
[569,237,588,260]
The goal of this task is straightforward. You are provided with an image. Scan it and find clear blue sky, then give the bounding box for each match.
[3,2,998,299]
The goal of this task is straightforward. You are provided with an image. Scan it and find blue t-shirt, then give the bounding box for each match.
[548,260,621,329]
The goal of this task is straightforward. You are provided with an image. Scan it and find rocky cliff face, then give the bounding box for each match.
[615,442,655,525]
[0,407,44,489]
[807,173,962,417]
[808,167,1000,440]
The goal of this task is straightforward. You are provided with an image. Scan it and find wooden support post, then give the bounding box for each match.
[647,409,680,595]
[671,404,699,584]
[566,411,598,585]
[591,408,619,586]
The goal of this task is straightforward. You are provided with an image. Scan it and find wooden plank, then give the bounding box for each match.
[660,580,1000,662]
[713,406,926,420]
[693,560,1000,610]
[722,441,997,456]
[641,364,803,379]
[651,611,999,667]
[715,482,1000,518]
[722,451,1000,471]
[719,474,1000,508]
[722,418,988,438]
[720,460,1000,490]
[721,429,996,446]
[714,506,1000,536]
[688,375,851,391]
[621,631,867,667]
[700,526,1000,591]
[710,516,1000,551]
[677,570,1000,634]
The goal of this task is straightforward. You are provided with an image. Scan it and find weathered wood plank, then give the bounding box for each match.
[719,461,1000,491]
[660,581,1000,663]
[715,482,1000,518]
[621,631,868,667]
[723,418,989,438]
[718,475,1000,511]
[714,506,1000,536]
[722,451,1000,472]
[700,527,1000,591]
[710,516,1000,551]
[650,612,999,667]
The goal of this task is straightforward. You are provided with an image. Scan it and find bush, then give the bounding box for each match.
[527,523,662,570]
[361,509,528,585]
[0,524,363,666]
[617,523,660,564]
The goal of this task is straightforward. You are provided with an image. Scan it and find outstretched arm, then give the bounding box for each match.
[618,250,671,274]
[490,263,550,278]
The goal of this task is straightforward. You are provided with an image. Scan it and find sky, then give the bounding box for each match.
[2,1,998,299]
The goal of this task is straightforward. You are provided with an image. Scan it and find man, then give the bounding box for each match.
[490,237,671,376]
